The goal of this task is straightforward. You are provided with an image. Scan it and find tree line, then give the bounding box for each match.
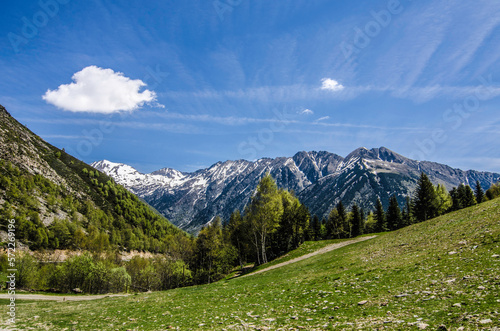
[1,167,499,293]
[0,159,188,253]
[308,173,499,241]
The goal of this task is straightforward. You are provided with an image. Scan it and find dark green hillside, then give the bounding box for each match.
[0,105,187,253]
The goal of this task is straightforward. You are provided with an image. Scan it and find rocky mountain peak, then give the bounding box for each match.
[92,147,500,234]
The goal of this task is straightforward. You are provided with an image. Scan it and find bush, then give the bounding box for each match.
[16,253,39,289]
[88,261,110,294]
[486,183,500,201]
[57,253,95,293]
[109,267,131,293]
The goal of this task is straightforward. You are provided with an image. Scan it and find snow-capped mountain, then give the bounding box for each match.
[91,147,500,233]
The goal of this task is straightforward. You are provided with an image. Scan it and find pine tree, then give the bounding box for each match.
[463,185,477,207]
[311,215,321,240]
[227,210,247,269]
[326,201,348,239]
[450,187,462,211]
[350,203,363,237]
[374,198,387,232]
[413,172,437,222]
[386,195,403,230]
[402,196,413,226]
[475,180,484,204]
[337,201,348,238]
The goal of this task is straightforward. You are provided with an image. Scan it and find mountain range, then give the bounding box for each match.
[92,148,500,233]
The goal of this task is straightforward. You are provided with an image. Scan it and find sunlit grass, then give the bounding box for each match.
[3,199,499,330]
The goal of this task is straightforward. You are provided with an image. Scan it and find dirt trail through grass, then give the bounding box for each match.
[241,235,377,278]
[2,237,376,302]
[0,293,129,301]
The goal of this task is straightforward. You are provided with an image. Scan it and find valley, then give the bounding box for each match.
[4,199,499,329]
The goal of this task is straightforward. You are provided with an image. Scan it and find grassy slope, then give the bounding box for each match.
[3,199,500,330]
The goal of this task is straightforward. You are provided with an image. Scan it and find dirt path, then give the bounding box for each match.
[241,235,377,278]
[0,293,130,301]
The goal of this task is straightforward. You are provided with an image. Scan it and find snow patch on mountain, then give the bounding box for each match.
[92,148,500,234]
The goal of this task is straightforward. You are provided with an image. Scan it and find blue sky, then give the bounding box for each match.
[1,0,500,173]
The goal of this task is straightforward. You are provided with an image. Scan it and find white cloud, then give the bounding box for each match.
[42,66,160,113]
[316,116,330,122]
[320,78,344,92]
[301,109,314,115]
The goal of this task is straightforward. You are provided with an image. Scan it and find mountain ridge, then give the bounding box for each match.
[92,147,500,233]
[0,105,185,252]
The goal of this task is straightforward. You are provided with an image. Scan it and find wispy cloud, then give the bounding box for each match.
[151,111,299,126]
[40,134,87,140]
[315,116,330,122]
[433,4,500,83]
[359,2,500,93]
[300,109,313,115]
[162,82,500,106]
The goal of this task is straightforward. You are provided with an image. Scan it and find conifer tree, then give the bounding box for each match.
[475,180,484,204]
[311,215,321,240]
[413,172,437,222]
[386,195,403,230]
[227,210,247,269]
[374,198,387,232]
[326,201,348,239]
[402,196,413,226]
[463,185,477,207]
[350,203,363,237]
[337,201,348,237]
[449,187,462,211]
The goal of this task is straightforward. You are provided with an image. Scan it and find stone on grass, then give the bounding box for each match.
[417,322,429,329]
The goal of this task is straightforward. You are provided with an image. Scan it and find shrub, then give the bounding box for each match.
[109,267,131,293]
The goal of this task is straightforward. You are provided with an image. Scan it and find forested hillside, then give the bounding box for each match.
[0,105,188,253]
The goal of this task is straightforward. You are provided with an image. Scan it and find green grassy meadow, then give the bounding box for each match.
[2,199,499,330]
